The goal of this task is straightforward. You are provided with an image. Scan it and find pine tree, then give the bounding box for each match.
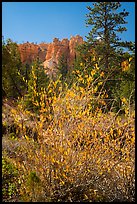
[57,54,68,81]
[2,38,26,99]
[85,2,135,111]
[86,2,134,73]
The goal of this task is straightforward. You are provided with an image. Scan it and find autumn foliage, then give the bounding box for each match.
[2,64,135,202]
[2,2,135,201]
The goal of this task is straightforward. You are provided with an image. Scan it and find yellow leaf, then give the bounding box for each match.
[84,194,88,199]
[77,161,82,165]
[24,135,29,140]
[95,63,99,69]
[121,60,129,71]
[91,69,96,76]
[121,97,127,104]
[100,71,104,77]
[64,151,68,156]
[76,70,80,74]
[129,57,132,62]
[92,56,96,61]
[60,180,65,185]
[94,190,98,195]
[107,168,111,173]
[48,89,52,94]
[96,158,100,164]
[118,129,121,135]
[22,77,25,82]
[110,128,113,135]
[94,86,98,93]
[52,158,55,163]
[125,108,129,115]
[98,82,103,86]
[62,173,68,179]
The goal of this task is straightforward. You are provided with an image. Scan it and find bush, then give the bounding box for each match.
[2,67,135,202]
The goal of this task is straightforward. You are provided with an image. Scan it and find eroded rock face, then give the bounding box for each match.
[68,35,84,66]
[18,35,84,75]
[18,42,47,64]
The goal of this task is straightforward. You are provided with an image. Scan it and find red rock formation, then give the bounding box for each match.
[38,43,49,61]
[18,42,47,64]
[43,35,83,70]
[55,38,69,64]
[18,35,84,74]
[45,38,69,63]
[68,35,84,66]
[18,43,39,64]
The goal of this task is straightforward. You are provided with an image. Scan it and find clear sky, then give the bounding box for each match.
[2,2,135,44]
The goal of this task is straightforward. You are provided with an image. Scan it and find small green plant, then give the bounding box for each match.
[9,132,17,140]
[27,171,41,185]
[22,171,41,202]
[2,156,19,201]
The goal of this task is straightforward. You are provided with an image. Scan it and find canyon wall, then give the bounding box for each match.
[18,35,84,75]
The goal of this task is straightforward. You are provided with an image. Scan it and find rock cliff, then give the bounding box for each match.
[18,35,84,75]
[18,42,48,64]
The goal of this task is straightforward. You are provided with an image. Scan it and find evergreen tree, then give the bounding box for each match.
[111,53,135,112]
[86,2,134,72]
[57,54,68,81]
[85,2,135,111]
[23,59,50,113]
[2,38,26,99]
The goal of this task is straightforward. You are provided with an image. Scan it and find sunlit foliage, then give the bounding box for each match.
[2,65,135,202]
[2,3,135,201]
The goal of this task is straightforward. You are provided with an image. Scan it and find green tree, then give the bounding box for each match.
[85,2,135,111]
[57,54,68,81]
[23,59,50,113]
[86,2,134,72]
[2,38,26,99]
[111,53,135,112]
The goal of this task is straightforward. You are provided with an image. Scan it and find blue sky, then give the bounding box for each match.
[2,2,135,44]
